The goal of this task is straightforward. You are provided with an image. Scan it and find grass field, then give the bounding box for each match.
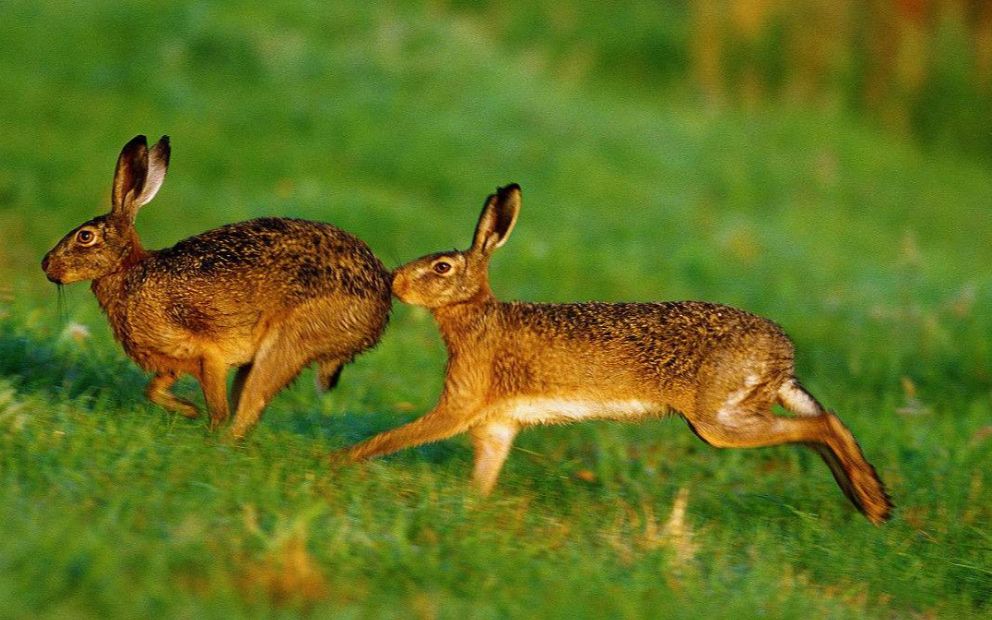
[2,2,991,618]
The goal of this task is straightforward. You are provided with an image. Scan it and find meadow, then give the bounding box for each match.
[1,2,991,617]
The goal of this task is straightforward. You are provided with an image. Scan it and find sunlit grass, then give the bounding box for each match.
[2,1,991,618]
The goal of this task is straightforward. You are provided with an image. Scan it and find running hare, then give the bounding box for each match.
[349,184,891,524]
[42,135,391,439]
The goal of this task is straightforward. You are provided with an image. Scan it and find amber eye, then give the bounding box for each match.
[76,229,97,246]
[432,261,452,275]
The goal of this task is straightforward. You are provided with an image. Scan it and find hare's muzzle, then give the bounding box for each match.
[41,253,62,284]
[391,274,407,298]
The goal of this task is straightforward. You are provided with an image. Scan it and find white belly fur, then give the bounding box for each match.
[503,397,669,425]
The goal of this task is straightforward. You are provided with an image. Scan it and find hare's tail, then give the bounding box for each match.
[781,381,892,524]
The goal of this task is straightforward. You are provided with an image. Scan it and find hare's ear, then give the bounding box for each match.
[135,136,170,207]
[471,183,521,255]
[111,135,148,217]
[111,135,170,222]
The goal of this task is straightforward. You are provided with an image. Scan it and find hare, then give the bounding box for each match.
[348,184,892,524]
[42,135,392,439]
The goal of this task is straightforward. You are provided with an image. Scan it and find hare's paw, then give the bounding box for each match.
[327,448,353,469]
[155,394,200,419]
[825,413,893,524]
[171,399,201,419]
[146,373,200,418]
[220,427,249,446]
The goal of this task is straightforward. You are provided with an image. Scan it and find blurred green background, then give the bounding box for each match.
[1,1,990,617]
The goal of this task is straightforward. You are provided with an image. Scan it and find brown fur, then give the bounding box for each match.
[348,184,892,525]
[42,135,391,438]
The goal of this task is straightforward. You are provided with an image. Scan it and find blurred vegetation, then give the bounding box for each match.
[1,0,990,618]
[453,0,992,163]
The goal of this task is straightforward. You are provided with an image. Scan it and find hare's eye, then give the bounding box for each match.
[76,229,97,246]
[432,261,452,275]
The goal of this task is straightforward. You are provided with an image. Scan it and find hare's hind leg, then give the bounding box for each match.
[776,380,892,523]
[315,357,344,392]
[146,372,199,419]
[777,380,870,510]
[689,377,891,524]
[227,329,311,440]
[471,421,519,495]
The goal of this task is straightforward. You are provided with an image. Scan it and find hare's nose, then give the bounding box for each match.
[41,254,62,283]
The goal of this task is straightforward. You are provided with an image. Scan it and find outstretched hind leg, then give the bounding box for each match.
[227,330,311,440]
[776,380,864,509]
[689,378,892,524]
[777,379,892,521]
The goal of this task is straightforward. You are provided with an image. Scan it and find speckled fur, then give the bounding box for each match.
[348,184,892,525]
[439,300,792,415]
[42,136,391,438]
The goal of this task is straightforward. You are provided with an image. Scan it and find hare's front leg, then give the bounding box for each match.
[145,371,199,419]
[470,421,519,495]
[198,353,230,430]
[348,401,481,462]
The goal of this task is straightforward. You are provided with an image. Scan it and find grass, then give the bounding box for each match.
[2,1,991,617]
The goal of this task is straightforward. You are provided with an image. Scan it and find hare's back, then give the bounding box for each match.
[149,218,389,303]
[483,301,792,408]
[503,300,792,368]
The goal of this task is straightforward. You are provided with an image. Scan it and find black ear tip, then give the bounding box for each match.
[120,135,149,156]
[155,136,172,162]
[481,183,521,210]
[497,183,521,196]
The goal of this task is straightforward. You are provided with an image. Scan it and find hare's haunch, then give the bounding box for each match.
[348,184,891,525]
[42,135,391,438]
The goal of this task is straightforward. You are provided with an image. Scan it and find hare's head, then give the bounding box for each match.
[392,184,520,308]
[42,135,170,284]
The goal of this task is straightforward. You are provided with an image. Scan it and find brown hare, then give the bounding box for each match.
[349,184,892,524]
[42,135,392,439]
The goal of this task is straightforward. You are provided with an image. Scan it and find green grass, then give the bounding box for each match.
[2,1,991,617]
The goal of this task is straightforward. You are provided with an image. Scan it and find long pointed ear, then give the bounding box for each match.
[471,183,521,255]
[111,135,148,222]
[131,136,170,209]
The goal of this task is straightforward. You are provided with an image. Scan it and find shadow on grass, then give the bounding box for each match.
[0,316,459,460]
[0,316,155,409]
